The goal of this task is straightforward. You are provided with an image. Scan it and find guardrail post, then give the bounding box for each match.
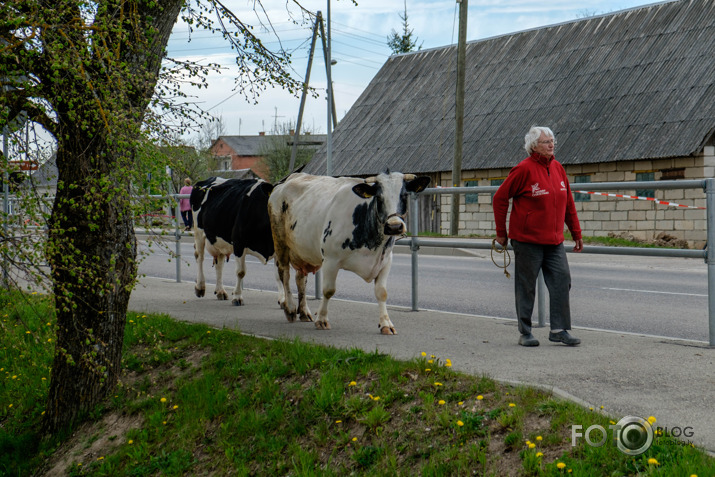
[706,179,715,347]
[410,192,419,311]
[172,196,182,283]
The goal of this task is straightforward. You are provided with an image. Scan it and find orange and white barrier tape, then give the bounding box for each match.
[573,191,705,209]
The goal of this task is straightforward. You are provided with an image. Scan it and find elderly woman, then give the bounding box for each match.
[492,126,583,347]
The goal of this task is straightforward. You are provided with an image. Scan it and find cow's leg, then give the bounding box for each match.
[374,261,396,335]
[276,261,297,321]
[273,261,286,306]
[232,252,246,306]
[213,253,229,300]
[194,228,207,298]
[295,270,313,322]
[315,262,338,330]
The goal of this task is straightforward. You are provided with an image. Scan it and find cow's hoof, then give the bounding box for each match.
[195,288,205,298]
[315,321,331,330]
[232,298,244,306]
[216,291,228,300]
[298,312,313,322]
[380,326,397,335]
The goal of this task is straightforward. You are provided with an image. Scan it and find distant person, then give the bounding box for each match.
[179,178,193,231]
[492,126,583,347]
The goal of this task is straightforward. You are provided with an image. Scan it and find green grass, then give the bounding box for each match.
[2,289,714,476]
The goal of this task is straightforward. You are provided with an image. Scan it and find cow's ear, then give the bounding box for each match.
[406,176,431,193]
[353,183,378,199]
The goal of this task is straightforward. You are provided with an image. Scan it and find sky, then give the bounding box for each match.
[166,0,663,142]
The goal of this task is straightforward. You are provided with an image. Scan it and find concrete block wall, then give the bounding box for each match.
[437,149,714,248]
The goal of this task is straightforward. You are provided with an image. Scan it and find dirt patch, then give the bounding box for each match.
[40,412,144,476]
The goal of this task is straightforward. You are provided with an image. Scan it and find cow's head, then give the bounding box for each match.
[352,172,430,236]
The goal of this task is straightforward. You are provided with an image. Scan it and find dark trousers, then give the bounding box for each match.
[181,210,192,228]
[511,239,572,335]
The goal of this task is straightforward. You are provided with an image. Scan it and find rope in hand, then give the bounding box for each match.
[491,238,511,279]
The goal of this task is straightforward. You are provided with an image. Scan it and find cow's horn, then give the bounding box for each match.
[404,174,416,181]
[364,176,378,184]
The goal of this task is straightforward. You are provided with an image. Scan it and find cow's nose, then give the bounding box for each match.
[384,216,406,235]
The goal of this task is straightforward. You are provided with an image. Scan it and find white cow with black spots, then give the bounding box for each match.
[267,171,430,334]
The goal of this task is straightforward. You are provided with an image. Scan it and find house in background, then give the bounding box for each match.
[305,0,715,247]
[211,132,327,180]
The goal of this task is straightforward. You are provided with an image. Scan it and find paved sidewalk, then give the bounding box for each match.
[129,276,715,455]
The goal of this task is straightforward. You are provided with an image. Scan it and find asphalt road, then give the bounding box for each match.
[137,237,710,344]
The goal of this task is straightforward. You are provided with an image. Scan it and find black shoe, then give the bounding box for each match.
[549,330,581,346]
[518,333,539,347]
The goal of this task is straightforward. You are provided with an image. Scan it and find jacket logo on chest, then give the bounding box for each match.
[531,183,549,197]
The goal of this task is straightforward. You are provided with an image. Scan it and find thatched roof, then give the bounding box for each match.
[305,0,715,176]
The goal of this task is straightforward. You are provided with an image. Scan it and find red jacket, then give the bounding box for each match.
[493,153,582,245]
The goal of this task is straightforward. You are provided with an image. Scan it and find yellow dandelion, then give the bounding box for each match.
[128,320,134,323]
[433,382,442,387]
[142,315,147,318]
[41,377,46,381]
[609,420,616,425]
[457,420,464,427]
[445,359,452,367]
[600,405,604,409]
[26,331,30,334]
[526,440,532,446]
[647,458,659,465]
[349,381,357,386]
[438,400,445,405]
[425,368,431,372]
[128,440,134,444]
[47,339,52,342]
[428,359,434,364]
[97,456,104,460]
[335,420,342,424]
[648,416,657,425]
[173,405,179,410]
[690,474,698,477]
[589,407,594,411]
[12,375,16,379]
[8,404,12,408]
[162,421,167,425]
[352,437,358,442]
[458,401,464,406]
[160,397,167,403]
[509,403,516,407]
[373,396,380,401]
[421,352,427,357]
[536,436,543,441]
[536,452,543,458]
[206,331,211,334]
[557,462,566,470]
[528,443,536,449]
[477,395,484,400]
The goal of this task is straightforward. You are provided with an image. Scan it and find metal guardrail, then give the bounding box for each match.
[402,179,714,347]
[13,180,710,345]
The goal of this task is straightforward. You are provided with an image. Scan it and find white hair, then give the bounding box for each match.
[524,126,555,154]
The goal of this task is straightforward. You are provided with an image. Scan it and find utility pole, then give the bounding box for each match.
[451,0,468,236]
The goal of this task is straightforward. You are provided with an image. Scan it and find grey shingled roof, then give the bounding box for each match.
[218,134,327,156]
[305,0,715,176]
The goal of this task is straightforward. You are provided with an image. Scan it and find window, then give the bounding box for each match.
[636,172,655,198]
[465,180,479,204]
[491,178,504,199]
[573,175,591,202]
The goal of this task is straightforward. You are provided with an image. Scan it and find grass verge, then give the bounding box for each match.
[1,289,713,476]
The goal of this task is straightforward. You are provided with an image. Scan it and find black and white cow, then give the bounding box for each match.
[267,171,430,334]
[191,177,282,306]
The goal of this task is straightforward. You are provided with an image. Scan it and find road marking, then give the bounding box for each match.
[601,287,706,297]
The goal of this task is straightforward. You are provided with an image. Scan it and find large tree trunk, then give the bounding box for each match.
[44,143,137,431]
[41,0,184,434]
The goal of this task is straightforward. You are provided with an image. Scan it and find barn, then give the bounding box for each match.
[304,0,715,248]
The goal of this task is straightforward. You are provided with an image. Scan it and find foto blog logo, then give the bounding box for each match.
[572,416,655,456]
